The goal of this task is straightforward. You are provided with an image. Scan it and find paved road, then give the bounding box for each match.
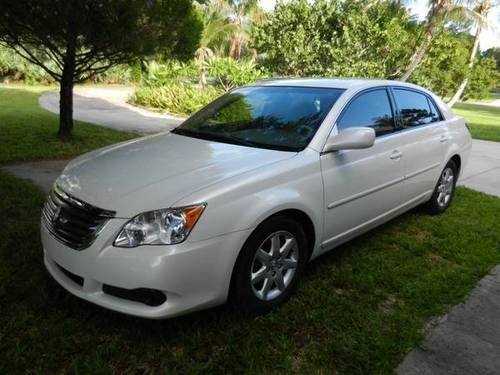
[39,87,184,134]
[397,266,500,375]
[457,139,500,196]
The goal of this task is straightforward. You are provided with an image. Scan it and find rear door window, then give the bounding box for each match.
[393,89,436,127]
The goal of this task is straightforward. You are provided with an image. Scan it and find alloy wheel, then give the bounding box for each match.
[250,230,299,301]
[436,167,455,207]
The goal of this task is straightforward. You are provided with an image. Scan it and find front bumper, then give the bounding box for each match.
[41,218,251,319]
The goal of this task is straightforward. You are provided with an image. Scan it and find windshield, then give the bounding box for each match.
[173,86,344,151]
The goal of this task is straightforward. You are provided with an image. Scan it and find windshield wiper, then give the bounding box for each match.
[172,127,298,152]
[173,128,259,148]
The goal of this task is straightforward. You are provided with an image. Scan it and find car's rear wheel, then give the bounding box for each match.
[426,160,458,214]
[230,216,307,313]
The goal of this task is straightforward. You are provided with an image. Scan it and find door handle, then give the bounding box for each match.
[390,150,403,160]
[440,134,451,143]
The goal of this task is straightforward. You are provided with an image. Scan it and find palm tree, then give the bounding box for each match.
[227,0,264,60]
[195,0,235,87]
[400,0,466,81]
[447,0,496,106]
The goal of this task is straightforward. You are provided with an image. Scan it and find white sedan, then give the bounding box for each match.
[41,78,472,318]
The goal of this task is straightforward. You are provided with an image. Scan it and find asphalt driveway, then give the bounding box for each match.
[39,87,184,134]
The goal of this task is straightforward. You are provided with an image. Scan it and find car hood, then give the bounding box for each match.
[56,132,295,217]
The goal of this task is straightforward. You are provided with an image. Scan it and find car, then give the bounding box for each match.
[41,78,472,319]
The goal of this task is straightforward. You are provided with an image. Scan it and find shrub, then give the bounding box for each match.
[142,60,198,87]
[88,63,142,84]
[0,45,55,83]
[208,57,266,89]
[130,82,222,116]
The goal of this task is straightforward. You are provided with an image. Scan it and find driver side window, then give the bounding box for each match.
[337,89,395,136]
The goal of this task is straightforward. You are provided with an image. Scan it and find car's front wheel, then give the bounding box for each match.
[231,216,308,313]
[426,159,458,214]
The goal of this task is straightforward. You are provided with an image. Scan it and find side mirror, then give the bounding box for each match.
[322,127,375,153]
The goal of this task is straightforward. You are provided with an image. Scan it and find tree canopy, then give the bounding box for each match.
[251,0,416,78]
[0,0,202,136]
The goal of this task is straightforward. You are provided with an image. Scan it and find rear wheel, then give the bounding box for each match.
[426,160,458,214]
[230,216,307,313]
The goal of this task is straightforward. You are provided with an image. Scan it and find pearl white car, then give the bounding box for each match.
[41,78,472,318]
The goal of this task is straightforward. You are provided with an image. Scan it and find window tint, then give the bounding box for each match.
[394,89,437,127]
[337,89,395,136]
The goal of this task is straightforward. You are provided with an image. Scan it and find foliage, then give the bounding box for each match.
[130,57,265,116]
[411,31,471,98]
[0,86,136,165]
[464,57,499,100]
[483,47,500,71]
[411,30,499,100]
[251,0,415,78]
[208,56,266,89]
[0,45,55,84]
[2,168,500,373]
[87,63,143,85]
[0,0,202,136]
[142,60,198,87]
[130,83,222,116]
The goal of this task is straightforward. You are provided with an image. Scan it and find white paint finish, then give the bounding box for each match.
[320,131,406,248]
[56,132,295,217]
[41,78,472,318]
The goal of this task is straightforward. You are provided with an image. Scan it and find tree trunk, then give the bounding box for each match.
[58,77,74,138]
[399,18,439,81]
[447,25,482,107]
[57,36,76,138]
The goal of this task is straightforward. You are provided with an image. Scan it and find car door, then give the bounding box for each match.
[390,88,450,203]
[320,87,406,249]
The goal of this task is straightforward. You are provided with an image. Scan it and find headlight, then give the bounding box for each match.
[114,204,206,247]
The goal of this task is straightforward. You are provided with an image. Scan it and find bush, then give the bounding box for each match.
[129,57,265,116]
[0,46,55,83]
[208,57,267,89]
[87,63,142,84]
[130,82,222,116]
[464,57,500,100]
[142,60,198,87]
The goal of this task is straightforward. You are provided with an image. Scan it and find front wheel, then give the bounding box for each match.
[230,216,308,314]
[426,160,458,214]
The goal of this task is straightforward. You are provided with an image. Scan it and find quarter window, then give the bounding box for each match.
[427,97,442,122]
[393,89,438,127]
[337,89,395,136]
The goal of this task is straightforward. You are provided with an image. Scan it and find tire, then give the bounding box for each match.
[230,216,308,314]
[425,159,458,215]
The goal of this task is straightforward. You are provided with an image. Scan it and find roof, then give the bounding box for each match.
[253,77,423,91]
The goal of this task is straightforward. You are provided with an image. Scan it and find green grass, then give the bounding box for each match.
[454,102,500,142]
[0,85,136,165]
[1,171,499,374]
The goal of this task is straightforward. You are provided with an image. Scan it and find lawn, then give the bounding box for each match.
[1,170,499,374]
[0,85,136,165]
[453,102,500,142]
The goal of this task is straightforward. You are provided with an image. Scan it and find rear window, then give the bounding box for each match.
[393,89,439,127]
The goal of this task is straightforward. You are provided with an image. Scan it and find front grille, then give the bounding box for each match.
[42,184,116,250]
